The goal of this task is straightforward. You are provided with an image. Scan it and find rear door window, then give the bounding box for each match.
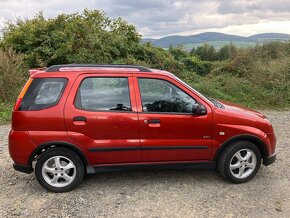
[19,78,67,111]
[74,77,131,111]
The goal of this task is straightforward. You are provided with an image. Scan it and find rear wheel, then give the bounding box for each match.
[218,141,261,183]
[35,147,84,192]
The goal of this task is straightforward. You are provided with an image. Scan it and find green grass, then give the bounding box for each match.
[0,102,12,125]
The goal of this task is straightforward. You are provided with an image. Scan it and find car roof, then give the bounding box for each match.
[29,64,173,77]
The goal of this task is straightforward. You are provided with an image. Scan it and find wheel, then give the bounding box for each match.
[218,141,261,183]
[35,147,84,192]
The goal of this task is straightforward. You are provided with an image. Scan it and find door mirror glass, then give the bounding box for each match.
[192,103,207,115]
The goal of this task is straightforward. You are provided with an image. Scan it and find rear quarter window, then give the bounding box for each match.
[19,78,67,111]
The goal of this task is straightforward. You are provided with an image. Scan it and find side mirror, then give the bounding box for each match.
[192,103,207,115]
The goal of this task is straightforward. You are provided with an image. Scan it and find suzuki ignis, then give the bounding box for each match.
[9,64,276,192]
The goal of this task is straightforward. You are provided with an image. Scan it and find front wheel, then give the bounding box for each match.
[218,141,262,183]
[35,147,84,192]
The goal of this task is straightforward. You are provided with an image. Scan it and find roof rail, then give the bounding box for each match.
[45,64,152,72]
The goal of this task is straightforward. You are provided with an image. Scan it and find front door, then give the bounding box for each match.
[134,75,213,162]
[64,74,141,164]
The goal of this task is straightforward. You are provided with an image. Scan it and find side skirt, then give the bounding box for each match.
[86,161,216,174]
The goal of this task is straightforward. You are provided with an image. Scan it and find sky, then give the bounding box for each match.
[0,0,290,38]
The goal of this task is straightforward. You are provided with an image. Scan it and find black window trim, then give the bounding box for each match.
[137,77,203,115]
[74,76,134,113]
[19,77,68,111]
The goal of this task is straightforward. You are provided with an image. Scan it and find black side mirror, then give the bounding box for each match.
[192,103,207,115]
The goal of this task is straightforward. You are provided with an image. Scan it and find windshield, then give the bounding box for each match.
[172,74,224,109]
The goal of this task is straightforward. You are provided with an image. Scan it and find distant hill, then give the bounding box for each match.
[143,32,290,49]
[247,33,290,41]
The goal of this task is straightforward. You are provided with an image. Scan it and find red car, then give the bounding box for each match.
[9,64,276,192]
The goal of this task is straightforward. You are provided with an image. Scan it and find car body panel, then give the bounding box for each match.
[132,74,213,162]
[64,74,141,164]
[9,130,36,164]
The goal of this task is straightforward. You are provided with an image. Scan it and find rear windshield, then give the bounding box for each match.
[19,78,67,111]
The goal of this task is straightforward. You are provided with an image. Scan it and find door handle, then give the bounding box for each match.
[73,116,87,125]
[148,119,160,124]
[73,116,87,122]
[144,119,161,127]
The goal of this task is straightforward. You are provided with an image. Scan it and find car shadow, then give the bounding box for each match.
[82,168,226,187]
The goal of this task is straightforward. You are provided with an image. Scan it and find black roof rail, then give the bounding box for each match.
[45,64,152,72]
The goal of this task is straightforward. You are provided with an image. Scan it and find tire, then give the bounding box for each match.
[35,147,84,192]
[217,141,262,183]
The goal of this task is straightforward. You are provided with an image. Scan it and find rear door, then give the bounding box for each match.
[64,74,141,164]
[134,74,213,162]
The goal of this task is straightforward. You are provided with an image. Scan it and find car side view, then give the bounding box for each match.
[9,64,276,192]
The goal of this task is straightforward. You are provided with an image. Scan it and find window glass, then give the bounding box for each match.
[75,77,131,111]
[138,78,196,113]
[19,78,67,111]
[35,81,64,104]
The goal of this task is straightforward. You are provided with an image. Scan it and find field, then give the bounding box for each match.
[180,41,257,50]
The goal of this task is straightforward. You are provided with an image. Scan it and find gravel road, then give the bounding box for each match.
[0,111,289,217]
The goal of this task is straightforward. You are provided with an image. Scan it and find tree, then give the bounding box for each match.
[218,43,237,60]
[191,43,217,61]
[168,45,188,61]
[1,10,141,67]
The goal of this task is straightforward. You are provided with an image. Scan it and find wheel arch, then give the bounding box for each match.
[28,141,88,167]
[214,134,269,162]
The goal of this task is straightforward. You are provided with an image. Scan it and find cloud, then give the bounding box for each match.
[0,0,290,38]
[217,0,290,14]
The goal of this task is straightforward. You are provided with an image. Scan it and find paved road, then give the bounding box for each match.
[0,111,289,217]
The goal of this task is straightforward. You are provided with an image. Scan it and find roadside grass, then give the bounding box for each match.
[0,102,12,125]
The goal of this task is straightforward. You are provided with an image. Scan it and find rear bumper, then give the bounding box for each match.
[13,163,33,174]
[263,153,276,166]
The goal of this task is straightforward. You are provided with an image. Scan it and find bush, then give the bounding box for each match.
[0,102,12,124]
[2,10,141,67]
[197,44,290,108]
[0,47,28,103]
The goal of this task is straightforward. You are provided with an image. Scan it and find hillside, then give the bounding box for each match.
[144,32,290,48]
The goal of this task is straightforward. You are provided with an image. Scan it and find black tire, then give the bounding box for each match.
[217,141,262,183]
[35,147,84,192]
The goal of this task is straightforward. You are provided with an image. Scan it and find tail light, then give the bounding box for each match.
[13,78,33,111]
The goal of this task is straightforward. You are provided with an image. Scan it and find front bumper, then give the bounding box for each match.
[263,154,276,166]
[13,163,33,174]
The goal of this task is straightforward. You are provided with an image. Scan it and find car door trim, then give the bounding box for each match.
[141,146,208,150]
[88,145,209,152]
[86,161,216,174]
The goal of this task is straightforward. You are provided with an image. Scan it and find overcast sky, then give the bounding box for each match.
[1,0,290,38]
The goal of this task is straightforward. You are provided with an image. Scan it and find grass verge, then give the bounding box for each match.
[0,102,12,125]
